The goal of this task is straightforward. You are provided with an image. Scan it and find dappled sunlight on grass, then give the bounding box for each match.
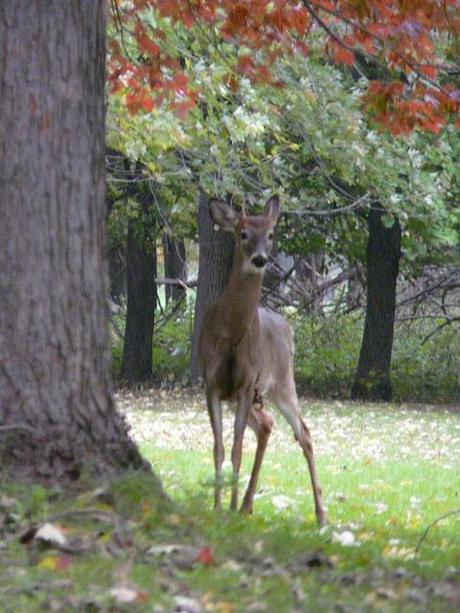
[119,389,459,463]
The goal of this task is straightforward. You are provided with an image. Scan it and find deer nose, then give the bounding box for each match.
[252,254,267,268]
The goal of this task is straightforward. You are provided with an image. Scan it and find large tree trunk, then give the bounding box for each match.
[190,191,234,380]
[121,204,157,383]
[0,1,144,479]
[351,207,401,401]
[162,234,187,305]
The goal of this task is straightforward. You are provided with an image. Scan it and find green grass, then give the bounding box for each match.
[143,442,459,576]
[0,394,459,611]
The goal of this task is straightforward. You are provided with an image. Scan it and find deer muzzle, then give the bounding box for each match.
[252,254,268,268]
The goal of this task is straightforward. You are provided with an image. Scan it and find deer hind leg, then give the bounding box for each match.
[272,387,327,527]
[206,389,224,511]
[230,391,252,511]
[240,392,274,515]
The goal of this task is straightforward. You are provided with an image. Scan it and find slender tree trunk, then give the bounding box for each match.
[121,191,157,384]
[162,234,187,305]
[108,245,127,304]
[190,191,234,380]
[351,208,401,401]
[107,189,127,304]
[0,1,145,479]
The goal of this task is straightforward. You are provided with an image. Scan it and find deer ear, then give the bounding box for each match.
[209,199,239,232]
[263,195,281,226]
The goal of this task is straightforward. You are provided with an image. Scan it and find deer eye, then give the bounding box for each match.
[268,232,274,241]
[240,231,249,240]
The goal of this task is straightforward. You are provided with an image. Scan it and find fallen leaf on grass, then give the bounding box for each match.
[271,495,295,511]
[35,523,68,547]
[195,546,215,566]
[146,543,215,569]
[37,555,72,571]
[173,595,202,612]
[110,585,149,604]
[383,545,415,561]
[332,530,360,547]
[202,593,235,613]
[221,559,244,572]
[21,523,69,548]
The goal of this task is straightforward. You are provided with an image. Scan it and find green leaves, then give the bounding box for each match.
[107,6,459,270]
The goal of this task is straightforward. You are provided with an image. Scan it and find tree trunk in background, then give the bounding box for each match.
[351,208,401,401]
[190,191,234,380]
[163,234,187,305]
[121,190,157,383]
[0,1,145,479]
[107,189,127,304]
[108,245,127,304]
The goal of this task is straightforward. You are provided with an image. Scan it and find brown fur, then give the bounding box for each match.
[198,196,327,526]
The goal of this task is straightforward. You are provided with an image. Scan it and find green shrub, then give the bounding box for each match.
[151,299,193,382]
[292,313,362,398]
[292,312,459,404]
[111,302,458,403]
[110,299,193,382]
[391,320,460,404]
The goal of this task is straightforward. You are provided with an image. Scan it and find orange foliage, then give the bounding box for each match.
[108,0,460,133]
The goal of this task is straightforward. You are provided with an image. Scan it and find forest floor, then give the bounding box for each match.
[1,390,459,612]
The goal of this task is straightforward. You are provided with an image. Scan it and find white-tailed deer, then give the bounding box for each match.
[198,195,327,526]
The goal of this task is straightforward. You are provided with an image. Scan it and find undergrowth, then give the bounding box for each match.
[111,308,460,404]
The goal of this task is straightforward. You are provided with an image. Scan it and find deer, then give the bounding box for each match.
[198,195,327,527]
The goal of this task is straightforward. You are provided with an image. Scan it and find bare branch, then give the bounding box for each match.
[415,510,460,555]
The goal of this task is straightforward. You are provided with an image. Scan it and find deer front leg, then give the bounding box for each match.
[206,389,224,511]
[240,398,274,515]
[230,392,252,511]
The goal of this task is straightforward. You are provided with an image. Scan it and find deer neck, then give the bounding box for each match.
[221,251,264,343]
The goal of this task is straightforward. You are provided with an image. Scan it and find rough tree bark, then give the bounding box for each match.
[0,1,145,479]
[190,191,234,380]
[351,207,401,401]
[162,234,187,305]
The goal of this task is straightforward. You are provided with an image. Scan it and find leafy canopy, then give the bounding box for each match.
[109,0,460,134]
[107,2,459,264]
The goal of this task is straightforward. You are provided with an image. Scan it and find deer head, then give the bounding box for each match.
[209,195,281,274]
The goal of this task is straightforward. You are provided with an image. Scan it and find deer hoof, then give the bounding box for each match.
[317,511,328,527]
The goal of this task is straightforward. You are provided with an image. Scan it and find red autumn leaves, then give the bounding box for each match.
[108,0,460,133]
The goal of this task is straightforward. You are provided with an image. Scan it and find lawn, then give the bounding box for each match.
[0,390,458,611]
